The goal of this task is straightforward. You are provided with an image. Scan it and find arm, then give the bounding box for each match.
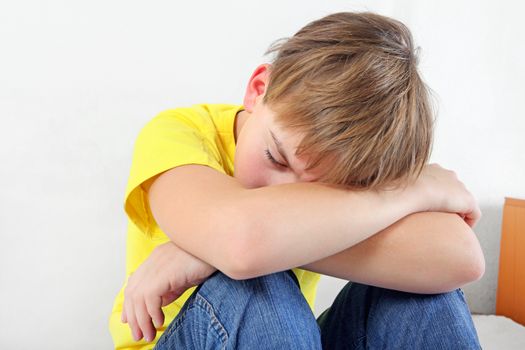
[124,179,481,342]
[122,241,217,343]
[148,164,477,280]
[301,211,485,294]
[148,165,419,280]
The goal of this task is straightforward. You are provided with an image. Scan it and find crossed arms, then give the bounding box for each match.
[148,164,484,291]
[121,163,485,342]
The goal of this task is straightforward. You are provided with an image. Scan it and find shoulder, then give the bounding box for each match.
[151,103,242,124]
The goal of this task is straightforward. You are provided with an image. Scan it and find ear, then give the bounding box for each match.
[242,63,271,113]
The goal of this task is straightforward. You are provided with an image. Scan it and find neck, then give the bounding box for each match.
[234,109,249,144]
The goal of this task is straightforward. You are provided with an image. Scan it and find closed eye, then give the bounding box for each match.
[265,149,286,167]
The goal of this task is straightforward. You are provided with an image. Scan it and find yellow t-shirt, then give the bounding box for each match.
[109,103,321,350]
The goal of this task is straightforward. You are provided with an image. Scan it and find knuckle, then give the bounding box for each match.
[124,285,138,298]
[144,291,155,302]
[126,277,136,287]
[127,291,141,303]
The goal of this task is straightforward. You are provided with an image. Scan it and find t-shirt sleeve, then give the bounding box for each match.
[124,109,226,236]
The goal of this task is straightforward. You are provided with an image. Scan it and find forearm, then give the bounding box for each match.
[149,164,479,281]
[149,166,419,279]
[300,211,485,294]
[230,182,421,279]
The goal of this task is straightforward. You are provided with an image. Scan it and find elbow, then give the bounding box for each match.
[223,254,255,281]
[222,238,259,281]
[215,191,275,281]
[463,249,485,283]
[458,228,486,284]
[224,226,265,280]
[215,205,260,281]
[425,223,485,294]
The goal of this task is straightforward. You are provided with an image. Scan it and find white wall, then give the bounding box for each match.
[1,1,523,348]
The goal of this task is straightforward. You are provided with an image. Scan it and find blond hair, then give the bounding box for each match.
[263,12,434,190]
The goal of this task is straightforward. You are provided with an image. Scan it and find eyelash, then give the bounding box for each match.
[264,149,285,167]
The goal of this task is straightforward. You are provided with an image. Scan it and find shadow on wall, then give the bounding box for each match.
[463,203,504,314]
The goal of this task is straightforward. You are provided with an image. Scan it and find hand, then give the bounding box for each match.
[121,241,217,343]
[413,163,481,228]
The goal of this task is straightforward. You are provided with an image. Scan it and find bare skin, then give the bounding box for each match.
[120,63,483,342]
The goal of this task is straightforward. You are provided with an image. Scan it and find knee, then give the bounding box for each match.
[322,283,480,348]
[198,270,299,303]
[369,286,480,348]
[197,270,321,346]
[377,287,473,320]
[353,284,473,324]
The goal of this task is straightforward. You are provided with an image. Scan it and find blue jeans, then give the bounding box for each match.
[154,270,481,349]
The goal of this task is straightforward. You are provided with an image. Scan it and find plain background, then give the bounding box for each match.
[1,0,524,348]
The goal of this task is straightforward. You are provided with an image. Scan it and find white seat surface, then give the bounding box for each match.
[472,314,525,349]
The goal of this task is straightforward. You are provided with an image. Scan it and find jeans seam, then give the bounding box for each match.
[194,293,229,345]
[155,293,229,349]
[155,301,194,348]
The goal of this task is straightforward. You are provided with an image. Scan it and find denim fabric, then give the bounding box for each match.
[317,281,481,349]
[154,271,481,349]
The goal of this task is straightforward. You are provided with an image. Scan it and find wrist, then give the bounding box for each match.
[385,180,427,215]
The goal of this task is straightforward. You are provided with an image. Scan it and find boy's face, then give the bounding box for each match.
[233,93,323,189]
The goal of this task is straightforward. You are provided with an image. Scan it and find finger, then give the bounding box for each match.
[464,214,476,228]
[122,278,135,325]
[126,297,143,342]
[135,296,157,343]
[466,205,481,228]
[463,215,473,227]
[468,198,481,224]
[473,206,482,226]
[121,307,127,324]
[145,294,165,329]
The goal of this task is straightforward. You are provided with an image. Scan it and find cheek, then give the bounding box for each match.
[234,145,270,188]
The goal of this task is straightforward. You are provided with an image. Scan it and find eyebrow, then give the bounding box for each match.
[270,129,292,166]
